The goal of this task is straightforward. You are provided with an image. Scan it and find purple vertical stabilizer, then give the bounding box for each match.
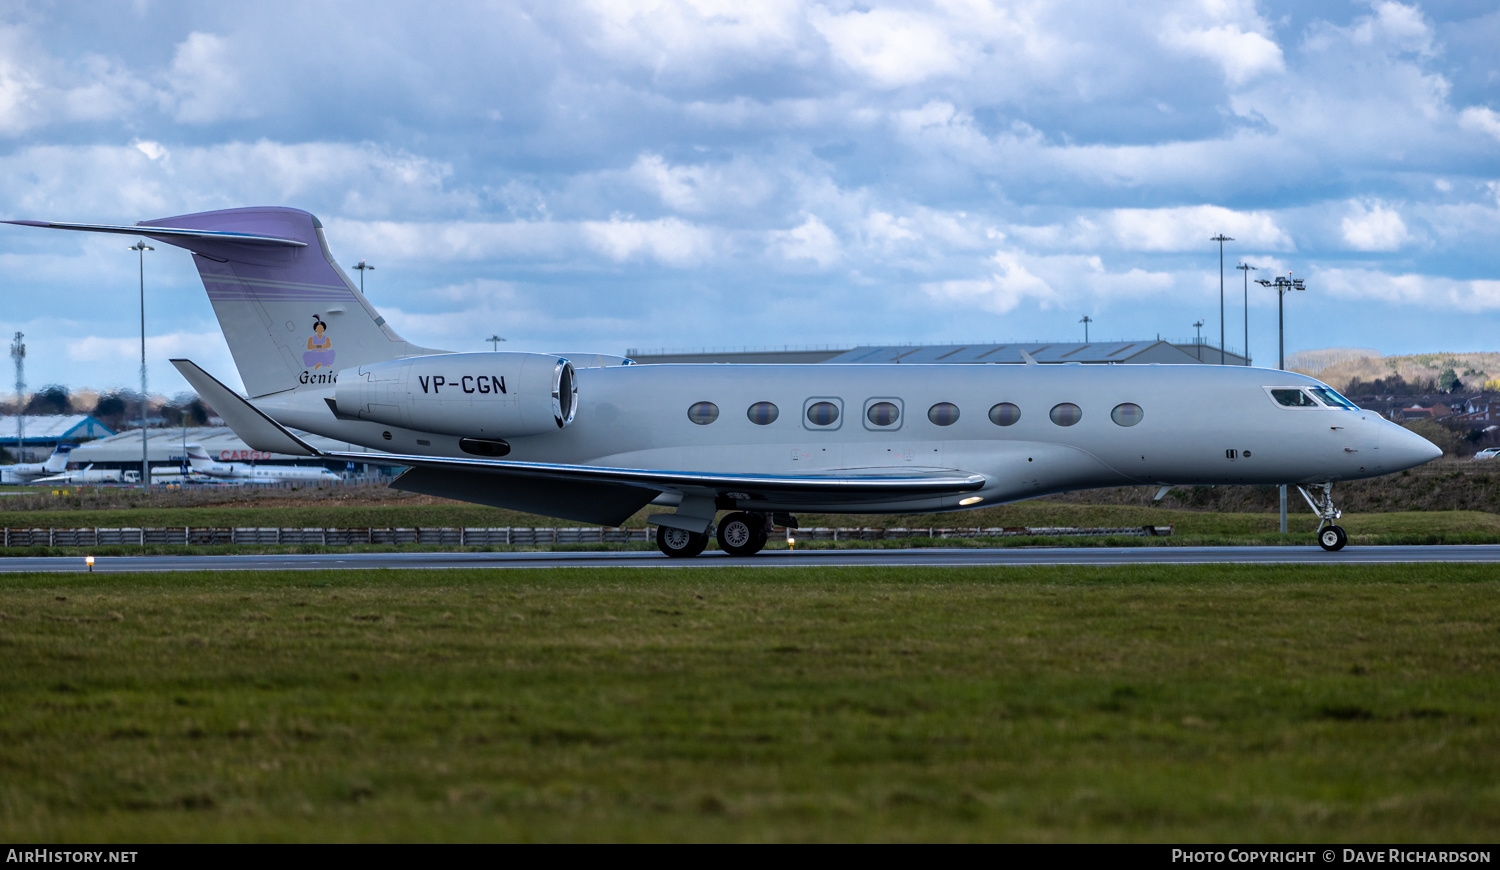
[5,207,447,398]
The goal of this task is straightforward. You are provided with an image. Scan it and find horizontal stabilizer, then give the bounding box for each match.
[169,359,317,457]
[2,220,306,247]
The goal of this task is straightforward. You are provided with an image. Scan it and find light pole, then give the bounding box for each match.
[1256,273,1306,534]
[354,260,374,294]
[1211,234,1233,364]
[487,334,506,352]
[1078,315,1092,343]
[1255,274,1305,371]
[1192,320,1205,361]
[1236,262,1257,366]
[9,332,23,463]
[131,241,154,489]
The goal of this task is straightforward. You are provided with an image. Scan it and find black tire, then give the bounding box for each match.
[657,525,708,558]
[1318,525,1347,552]
[716,512,765,556]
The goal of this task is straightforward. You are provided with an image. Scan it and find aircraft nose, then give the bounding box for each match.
[1384,423,1443,470]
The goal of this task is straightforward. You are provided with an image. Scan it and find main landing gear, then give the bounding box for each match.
[716,512,770,556]
[655,512,786,558]
[1298,483,1347,552]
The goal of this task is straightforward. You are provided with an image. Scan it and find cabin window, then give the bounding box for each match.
[687,401,719,425]
[1049,403,1082,426]
[865,401,900,427]
[928,402,960,426]
[806,401,840,426]
[747,401,779,425]
[1110,403,1144,427]
[1271,389,1319,408]
[1309,387,1358,410]
[988,402,1021,426]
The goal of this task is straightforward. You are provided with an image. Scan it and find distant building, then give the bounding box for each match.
[0,414,115,461]
[628,340,1251,367]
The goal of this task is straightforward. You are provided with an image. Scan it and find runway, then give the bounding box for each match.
[3,545,1500,573]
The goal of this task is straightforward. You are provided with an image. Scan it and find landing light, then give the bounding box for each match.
[960,496,984,506]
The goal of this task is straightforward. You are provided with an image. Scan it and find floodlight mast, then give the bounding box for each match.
[1255,273,1306,536]
[1255,275,1305,371]
[1237,262,1257,366]
[130,240,154,489]
[1212,234,1233,365]
[1078,315,1092,343]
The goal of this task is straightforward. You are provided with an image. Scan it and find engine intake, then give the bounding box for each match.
[333,352,577,438]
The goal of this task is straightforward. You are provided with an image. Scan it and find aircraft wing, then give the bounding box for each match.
[172,358,985,526]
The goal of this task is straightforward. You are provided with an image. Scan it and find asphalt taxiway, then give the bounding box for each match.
[2,545,1498,573]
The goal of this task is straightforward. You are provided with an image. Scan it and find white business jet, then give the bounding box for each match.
[0,443,77,485]
[4,208,1441,554]
[180,443,341,484]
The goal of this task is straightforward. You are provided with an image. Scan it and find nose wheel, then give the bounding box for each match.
[1299,483,1347,552]
[716,512,769,556]
[1318,525,1347,551]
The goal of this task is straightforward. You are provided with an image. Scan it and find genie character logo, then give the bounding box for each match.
[298,315,338,385]
[304,315,335,369]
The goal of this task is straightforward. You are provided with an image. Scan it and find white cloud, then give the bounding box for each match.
[1341,200,1411,251]
[582,215,716,265]
[165,32,254,124]
[1009,205,1293,253]
[768,214,839,267]
[922,250,1055,315]
[811,6,968,89]
[1160,21,1283,86]
[1319,267,1500,310]
[1459,107,1500,143]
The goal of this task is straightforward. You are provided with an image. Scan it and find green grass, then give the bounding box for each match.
[1,565,1496,842]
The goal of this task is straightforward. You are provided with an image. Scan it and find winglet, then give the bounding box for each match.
[1019,350,1039,366]
[170,359,319,457]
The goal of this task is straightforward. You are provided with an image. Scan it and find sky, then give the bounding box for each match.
[0,0,1498,396]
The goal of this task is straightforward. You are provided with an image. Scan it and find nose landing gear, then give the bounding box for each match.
[1298,483,1347,551]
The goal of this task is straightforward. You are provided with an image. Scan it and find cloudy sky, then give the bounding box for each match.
[1,0,1498,395]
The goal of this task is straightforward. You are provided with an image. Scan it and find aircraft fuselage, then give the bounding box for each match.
[260,360,1437,514]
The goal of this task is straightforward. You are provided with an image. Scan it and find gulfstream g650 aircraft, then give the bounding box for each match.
[6,207,1441,555]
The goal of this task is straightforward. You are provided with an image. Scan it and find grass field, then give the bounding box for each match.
[1,565,1496,842]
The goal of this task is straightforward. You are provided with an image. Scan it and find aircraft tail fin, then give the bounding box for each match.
[43,443,75,473]
[183,443,213,470]
[6,208,447,398]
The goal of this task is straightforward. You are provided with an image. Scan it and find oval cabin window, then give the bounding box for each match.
[988,402,1020,426]
[866,402,900,426]
[806,401,840,426]
[928,402,960,426]
[687,401,719,425]
[1049,403,1082,426]
[747,401,779,425]
[1110,403,1143,427]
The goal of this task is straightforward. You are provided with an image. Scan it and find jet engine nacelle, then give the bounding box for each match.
[333,352,577,438]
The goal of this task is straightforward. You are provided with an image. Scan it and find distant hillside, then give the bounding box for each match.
[1288,349,1500,394]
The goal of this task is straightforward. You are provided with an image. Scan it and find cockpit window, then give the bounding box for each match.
[1309,387,1358,410]
[1271,388,1319,408]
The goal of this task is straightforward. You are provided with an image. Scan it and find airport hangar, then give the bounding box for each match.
[25,339,1249,476]
[625,338,1251,366]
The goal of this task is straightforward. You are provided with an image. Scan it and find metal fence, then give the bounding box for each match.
[0,525,1170,548]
